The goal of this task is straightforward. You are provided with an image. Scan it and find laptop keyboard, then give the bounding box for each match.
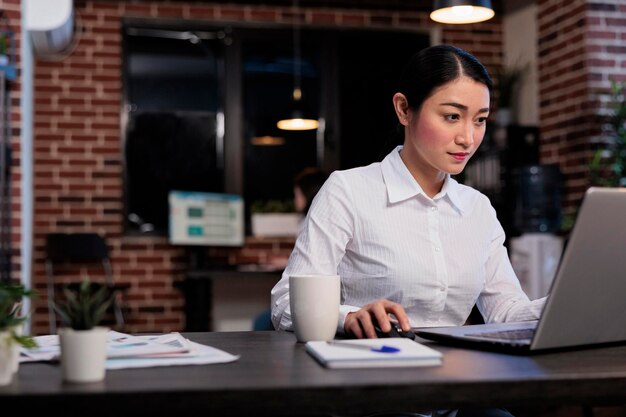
[469,328,535,341]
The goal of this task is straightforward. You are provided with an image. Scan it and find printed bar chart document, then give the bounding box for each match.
[21,331,189,361]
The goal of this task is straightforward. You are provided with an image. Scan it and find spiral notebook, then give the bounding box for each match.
[305,338,443,369]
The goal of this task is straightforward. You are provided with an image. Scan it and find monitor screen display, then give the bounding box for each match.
[168,191,244,246]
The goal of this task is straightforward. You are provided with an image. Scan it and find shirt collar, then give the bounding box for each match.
[440,175,467,214]
[380,146,466,215]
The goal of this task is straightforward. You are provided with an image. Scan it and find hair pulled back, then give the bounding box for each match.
[397,44,493,112]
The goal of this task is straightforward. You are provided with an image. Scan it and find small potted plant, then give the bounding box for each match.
[250,199,301,238]
[0,282,37,386]
[52,278,113,383]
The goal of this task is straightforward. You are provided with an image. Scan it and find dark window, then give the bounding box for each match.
[242,29,320,211]
[123,27,226,234]
[125,112,223,232]
[336,31,429,168]
[122,24,429,236]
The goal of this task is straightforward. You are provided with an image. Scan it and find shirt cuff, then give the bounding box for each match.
[337,304,361,335]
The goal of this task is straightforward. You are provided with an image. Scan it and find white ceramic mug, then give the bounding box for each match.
[289,274,340,342]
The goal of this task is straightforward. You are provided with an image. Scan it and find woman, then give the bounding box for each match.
[271,44,544,342]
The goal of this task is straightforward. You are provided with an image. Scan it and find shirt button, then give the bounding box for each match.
[439,287,446,292]
[431,206,437,211]
[435,247,440,251]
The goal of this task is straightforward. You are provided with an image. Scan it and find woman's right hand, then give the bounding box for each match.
[344,299,411,339]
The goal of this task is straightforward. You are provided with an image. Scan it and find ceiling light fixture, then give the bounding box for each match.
[277,0,318,131]
[250,136,286,146]
[430,0,495,24]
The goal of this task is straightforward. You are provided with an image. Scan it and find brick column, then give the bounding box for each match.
[538,0,626,214]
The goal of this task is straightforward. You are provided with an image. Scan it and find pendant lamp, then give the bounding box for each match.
[277,0,319,131]
[430,0,495,24]
[251,135,286,146]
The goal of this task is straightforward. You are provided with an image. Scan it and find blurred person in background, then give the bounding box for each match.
[293,167,329,230]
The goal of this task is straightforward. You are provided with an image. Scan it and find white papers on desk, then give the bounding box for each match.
[306,338,443,369]
[20,331,240,369]
[105,337,240,369]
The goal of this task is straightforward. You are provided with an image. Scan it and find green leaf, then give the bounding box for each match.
[250,199,296,213]
[51,278,114,330]
[0,282,38,348]
[13,333,37,349]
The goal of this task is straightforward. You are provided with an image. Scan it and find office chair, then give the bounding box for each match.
[252,308,274,331]
[45,233,129,334]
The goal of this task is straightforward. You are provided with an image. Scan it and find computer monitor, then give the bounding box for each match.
[168,191,244,247]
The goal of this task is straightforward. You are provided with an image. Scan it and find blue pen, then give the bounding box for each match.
[327,341,400,353]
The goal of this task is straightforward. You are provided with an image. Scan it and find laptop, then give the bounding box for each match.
[415,187,626,354]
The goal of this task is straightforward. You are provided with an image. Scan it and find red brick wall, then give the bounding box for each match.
[10,1,505,335]
[537,0,626,215]
[1,0,21,284]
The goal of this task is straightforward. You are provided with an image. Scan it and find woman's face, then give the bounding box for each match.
[403,75,490,178]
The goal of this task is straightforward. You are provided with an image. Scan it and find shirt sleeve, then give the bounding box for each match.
[270,172,360,332]
[476,203,546,323]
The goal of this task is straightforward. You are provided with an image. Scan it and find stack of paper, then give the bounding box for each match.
[20,331,239,369]
[305,338,443,369]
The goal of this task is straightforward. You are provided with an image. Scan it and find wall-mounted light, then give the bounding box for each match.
[430,0,495,24]
[277,0,319,131]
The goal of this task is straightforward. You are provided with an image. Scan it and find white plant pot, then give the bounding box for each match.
[0,330,17,386]
[11,324,22,374]
[251,213,302,237]
[58,326,108,383]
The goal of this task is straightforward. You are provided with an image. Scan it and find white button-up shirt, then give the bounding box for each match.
[271,146,545,332]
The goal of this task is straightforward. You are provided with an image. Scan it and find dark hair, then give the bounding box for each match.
[398,44,493,112]
[294,167,328,215]
[380,45,493,158]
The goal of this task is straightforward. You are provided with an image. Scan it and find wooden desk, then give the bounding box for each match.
[2,331,626,416]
